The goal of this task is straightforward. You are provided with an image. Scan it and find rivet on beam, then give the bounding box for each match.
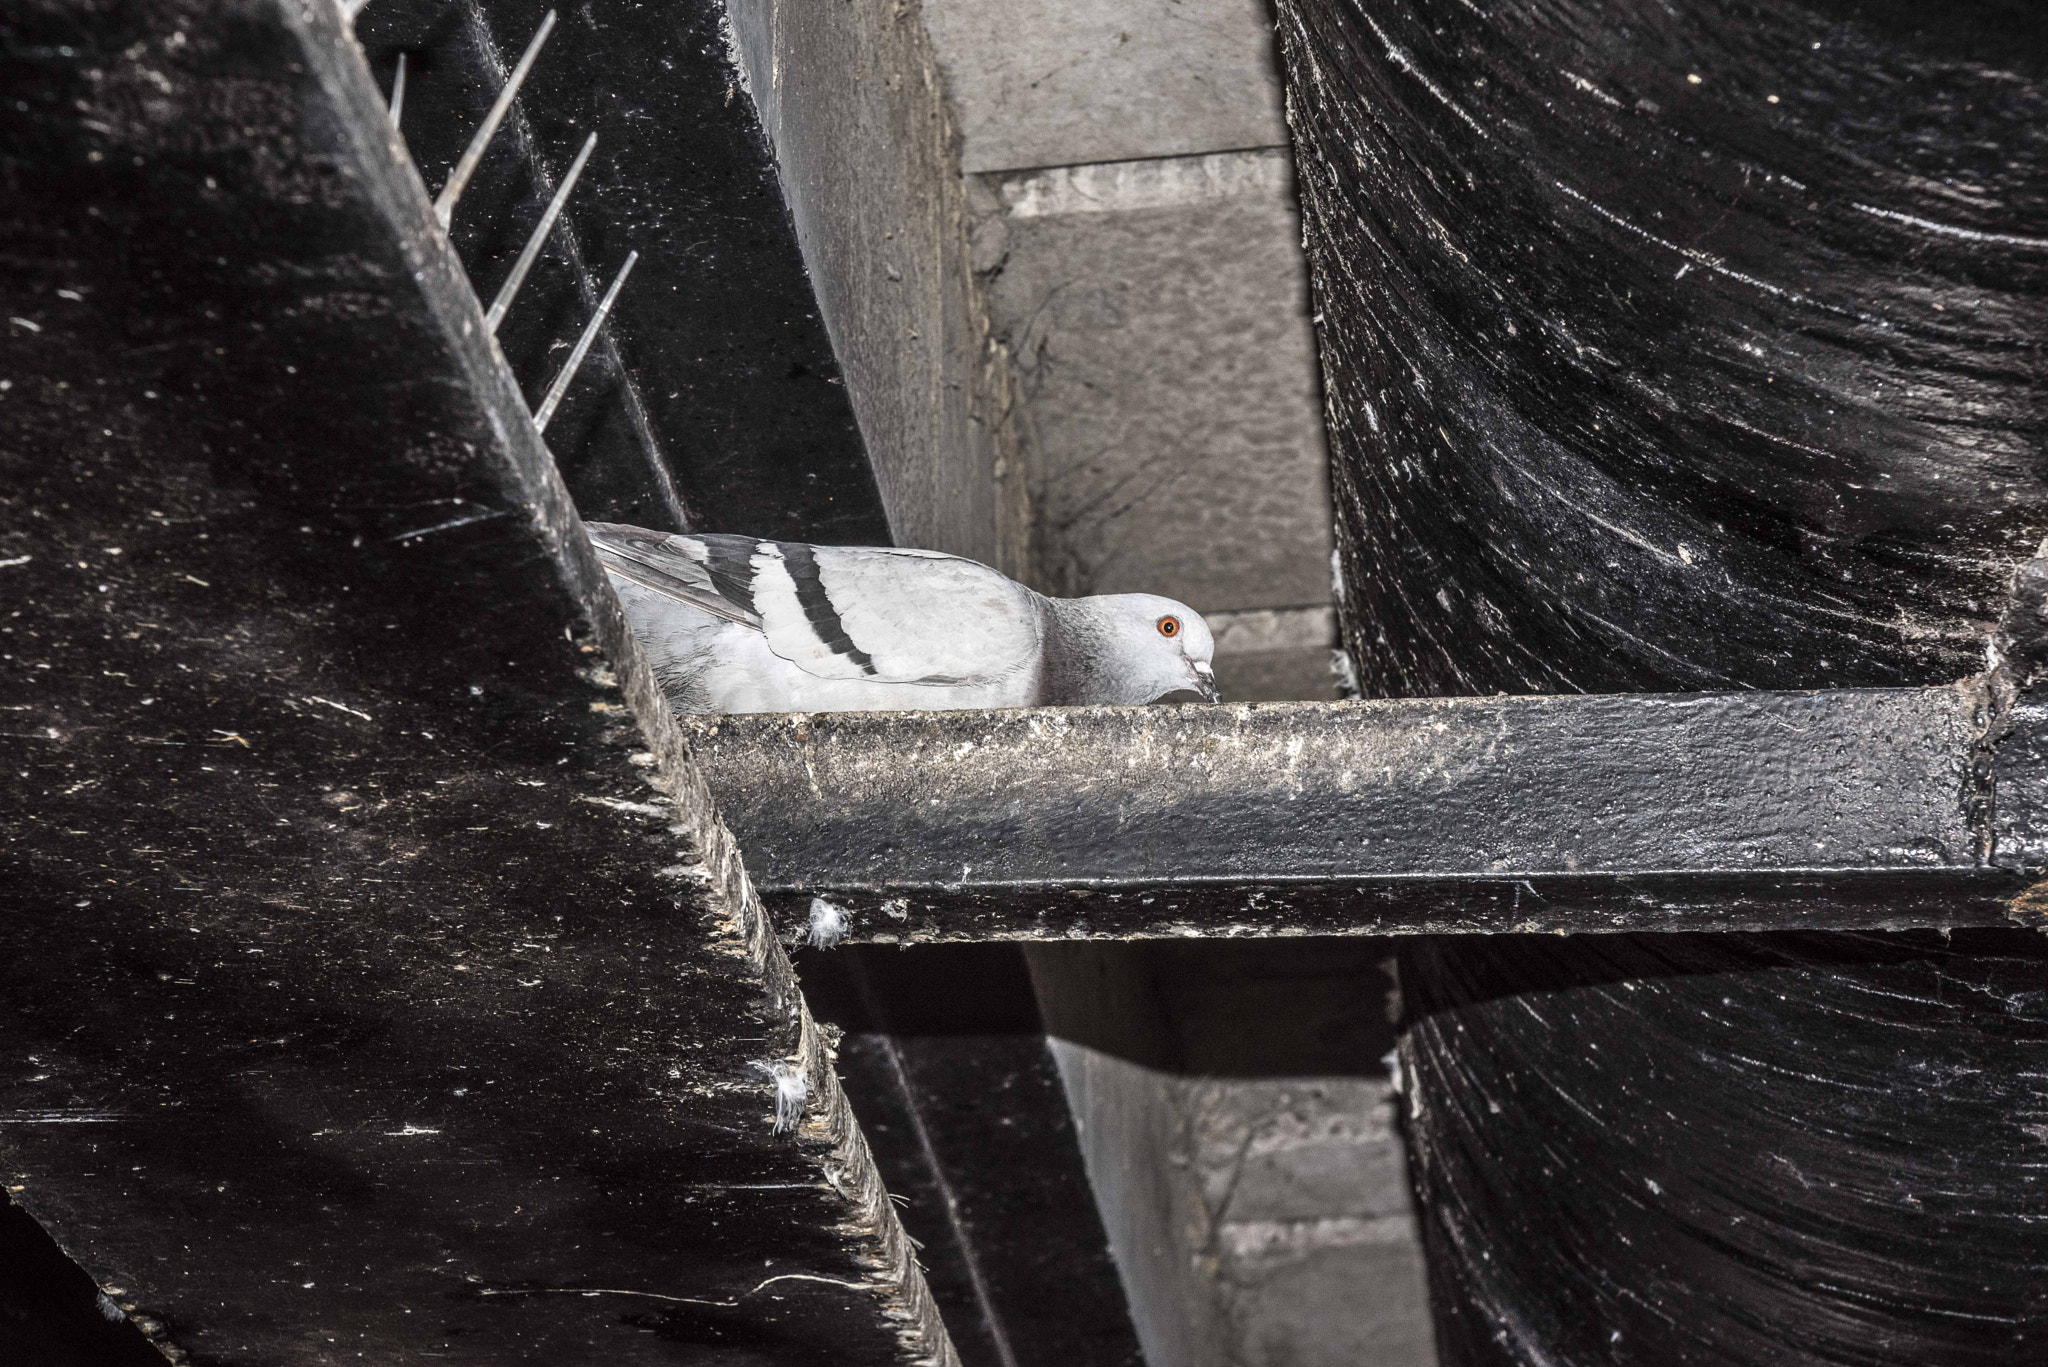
[487,132,598,334]
[533,250,637,434]
[434,11,557,229]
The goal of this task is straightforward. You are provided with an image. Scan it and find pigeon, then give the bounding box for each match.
[586,522,1220,713]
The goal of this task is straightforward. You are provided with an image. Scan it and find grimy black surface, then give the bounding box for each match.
[1402,929,2048,1366]
[798,944,1147,1367]
[1274,0,2048,1359]
[0,1,944,1362]
[351,0,891,545]
[1283,0,2048,702]
[0,1196,164,1366]
[681,688,2036,940]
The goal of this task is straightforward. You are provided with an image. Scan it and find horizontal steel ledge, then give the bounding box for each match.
[682,686,2030,939]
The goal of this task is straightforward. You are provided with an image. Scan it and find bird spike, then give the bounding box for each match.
[387,52,407,131]
[486,132,598,334]
[533,250,637,434]
[433,10,557,229]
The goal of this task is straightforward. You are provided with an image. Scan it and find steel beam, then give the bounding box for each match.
[0,3,948,1363]
[684,685,2038,940]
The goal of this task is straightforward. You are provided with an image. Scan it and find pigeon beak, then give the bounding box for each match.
[1191,660,1221,704]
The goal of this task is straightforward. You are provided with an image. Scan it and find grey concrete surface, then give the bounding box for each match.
[1191,1079,1436,1367]
[924,0,1289,174]
[1208,607,1340,702]
[723,0,1029,573]
[1027,942,1437,1367]
[724,0,1334,704]
[968,151,1334,619]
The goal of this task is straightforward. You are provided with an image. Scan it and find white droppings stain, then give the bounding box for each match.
[1555,181,1886,326]
[1356,11,1491,141]
[805,896,850,949]
[751,1061,808,1133]
[303,695,371,722]
[580,795,668,817]
[1560,70,1622,108]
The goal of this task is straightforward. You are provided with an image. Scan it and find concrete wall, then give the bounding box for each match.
[723,0,1336,700]
[721,0,1028,572]
[923,0,1288,173]
[717,5,1419,1361]
[1028,942,1437,1367]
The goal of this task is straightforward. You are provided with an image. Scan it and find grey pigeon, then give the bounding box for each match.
[586,522,1219,713]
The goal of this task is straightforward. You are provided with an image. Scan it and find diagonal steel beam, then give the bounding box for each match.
[0,1,950,1362]
[684,684,2038,941]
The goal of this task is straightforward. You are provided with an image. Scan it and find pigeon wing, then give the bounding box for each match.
[585,523,764,629]
[750,542,1042,685]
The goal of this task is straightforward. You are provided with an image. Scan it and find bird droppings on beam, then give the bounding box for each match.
[683,684,2040,940]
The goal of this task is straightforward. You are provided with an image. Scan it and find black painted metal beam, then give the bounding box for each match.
[685,685,2041,940]
[0,3,948,1363]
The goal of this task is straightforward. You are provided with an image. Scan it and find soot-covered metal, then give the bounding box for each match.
[683,688,2036,942]
[0,2,946,1362]
[1275,0,2048,1358]
[1400,929,2048,1365]
[1281,0,2048,701]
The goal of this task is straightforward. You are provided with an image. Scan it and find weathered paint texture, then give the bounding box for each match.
[1400,929,2048,1364]
[0,2,948,1361]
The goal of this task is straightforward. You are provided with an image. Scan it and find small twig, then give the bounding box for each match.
[390,508,505,542]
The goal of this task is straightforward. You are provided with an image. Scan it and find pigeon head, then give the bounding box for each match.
[1053,593,1219,705]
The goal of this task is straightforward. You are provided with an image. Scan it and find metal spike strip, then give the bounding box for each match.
[434,11,557,228]
[487,132,599,333]
[534,251,638,433]
[387,51,406,130]
[351,6,639,440]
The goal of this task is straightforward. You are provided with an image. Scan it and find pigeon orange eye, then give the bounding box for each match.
[1157,616,1181,638]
